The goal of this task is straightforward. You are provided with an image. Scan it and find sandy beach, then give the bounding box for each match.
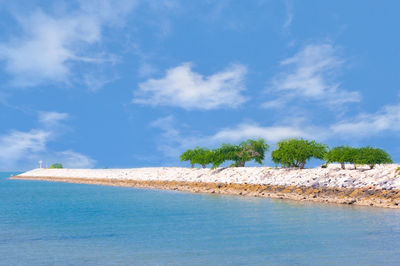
[11,164,400,208]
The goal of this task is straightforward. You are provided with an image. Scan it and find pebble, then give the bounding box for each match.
[17,164,400,190]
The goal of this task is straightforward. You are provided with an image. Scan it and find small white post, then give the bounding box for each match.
[39,160,43,169]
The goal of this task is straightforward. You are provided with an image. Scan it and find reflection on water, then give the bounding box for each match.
[1,172,400,265]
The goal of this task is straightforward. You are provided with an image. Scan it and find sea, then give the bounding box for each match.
[1,172,400,265]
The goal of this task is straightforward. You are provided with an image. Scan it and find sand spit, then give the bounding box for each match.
[11,165,400,208]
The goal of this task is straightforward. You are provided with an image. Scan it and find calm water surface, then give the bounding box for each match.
[1,172,400,265]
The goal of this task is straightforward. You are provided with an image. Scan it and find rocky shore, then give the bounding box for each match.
[11,164,400,208]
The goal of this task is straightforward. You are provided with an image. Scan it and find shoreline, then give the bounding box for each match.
[10,175,400,208]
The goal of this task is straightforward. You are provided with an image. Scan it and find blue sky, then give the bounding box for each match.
[1,0,400,170]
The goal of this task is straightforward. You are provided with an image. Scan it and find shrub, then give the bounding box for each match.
[325,146,358,169]
[271,138,328,169]
[192,148,214,168]
[235,139,269,167]
[355,147,393,169]
[49,163,63,169]
[180,149,195,167]
[181,139,269,169]
[180,147,213,168]
[211,139,269,168]
[212,143,238,168]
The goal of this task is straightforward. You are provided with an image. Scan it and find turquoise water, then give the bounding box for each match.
[1,172,400,265]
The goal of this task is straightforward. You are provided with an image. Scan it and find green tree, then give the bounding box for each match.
[211,139,269,168]
[272,138,328,169]
[192,148,214,168]
[209,147,230,169]
[180,147,214,168]
[234,139,269,167]
[325,146,358,169]
[180,149,196,167]
[355,147,393,169]
[49,163,63,169]
[213,143,238,167]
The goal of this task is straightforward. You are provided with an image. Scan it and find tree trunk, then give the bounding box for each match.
[369,164,374,169]
[202,164,206,168]
[236,161,245,167]
[299,162,305,169]
[341,162,345,169]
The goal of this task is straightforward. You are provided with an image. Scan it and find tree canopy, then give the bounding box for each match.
[180,147,213,168]
[211,139,269,168]
[180,139,269,168]
[325,146,358,169]
[234,139,269,167]
[49,163,63,169]
[271,138,328,169]
[355,147,393,169]
[179,138,393,170]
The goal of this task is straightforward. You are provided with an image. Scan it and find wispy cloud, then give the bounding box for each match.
[53,150,96,169]
[0,130,50,168]
[0,111,95,170]
[0,0,137,87]
[83,73,118,92]
[138,63,158,78]
[282,0,293,30]
[133,62,248,110]
[150,115,179,139]
[38,111,69,126]
[150,115,328,160]
[264,43,360,109]
[211,123,325,143]
[331,103,400,137]
[149,115,193,158]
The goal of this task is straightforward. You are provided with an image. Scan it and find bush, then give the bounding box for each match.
[211,139,269,168]
[49,163,63,169]
[235,139,269,167]
[355,147,393,169]
[271,138,328,169]
[211,144,237,168]
[180,147,213,168]
[180,139,269,169]
[325,146,358,169]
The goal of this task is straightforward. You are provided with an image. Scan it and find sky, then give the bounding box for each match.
[1,0,400,170]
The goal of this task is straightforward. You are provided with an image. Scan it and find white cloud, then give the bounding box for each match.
[264,43,361,108]
[83,74,117,92]
[0,130,50,168]
[150,115,207,158]
[150,115,327,160]
[0,11,99,86]
[211,123,321,143]
[0,111,95,170]
[138,63,158,78]
[0,1,137,86]
[283,0,293,29]
[150,115,179,139]
[53,150,96,168]
[133,62,248,110]
[152,102,400,159]
[331,103,400,137]
[38,111,69,126]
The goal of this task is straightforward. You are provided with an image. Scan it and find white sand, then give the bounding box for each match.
[17,164,400,190]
